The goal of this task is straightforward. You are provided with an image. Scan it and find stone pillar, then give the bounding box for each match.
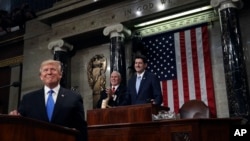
[48,39,73,88]
[103,23,131,86]
[211,0,250,123]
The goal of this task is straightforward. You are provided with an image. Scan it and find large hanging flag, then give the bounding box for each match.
[142,24,217,117]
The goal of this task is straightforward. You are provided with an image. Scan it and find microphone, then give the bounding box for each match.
[11,82,20,87]
[0,81,20,89]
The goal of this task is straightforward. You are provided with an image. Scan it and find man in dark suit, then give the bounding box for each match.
[9,59,87,141]
[127,55,163,106]
[96,71,127,108]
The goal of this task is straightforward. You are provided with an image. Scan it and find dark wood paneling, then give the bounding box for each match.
[87,104,169,125]
[0,115,78,141]
[88,118,241,141]
[0,66,11,114]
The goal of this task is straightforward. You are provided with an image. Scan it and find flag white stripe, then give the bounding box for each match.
[174,33,184,108]
[196,27,208,105]
[185,30,196,100]
[167,80,174,111]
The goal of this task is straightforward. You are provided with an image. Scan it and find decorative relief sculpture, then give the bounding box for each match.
[87,54,107,108]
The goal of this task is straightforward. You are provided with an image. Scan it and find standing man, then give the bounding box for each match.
[127,55,163,106]
[9,59,87,141]
[96,71,127,108]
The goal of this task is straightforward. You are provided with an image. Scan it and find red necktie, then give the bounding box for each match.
[112,87,115,92]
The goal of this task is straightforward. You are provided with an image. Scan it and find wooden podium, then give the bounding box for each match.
[87,103,167,125]
[88,118,241,141]
[87,104,241,141]
[0,115,79,141]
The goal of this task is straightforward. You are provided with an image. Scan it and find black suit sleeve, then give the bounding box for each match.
[73,94,88,141]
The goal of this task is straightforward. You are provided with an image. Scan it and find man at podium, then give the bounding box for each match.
[127,55,163,106]
[9,59,88,141]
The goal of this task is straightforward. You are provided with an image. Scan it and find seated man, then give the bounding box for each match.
[96,71,127,108]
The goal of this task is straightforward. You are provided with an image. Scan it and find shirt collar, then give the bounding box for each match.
[137,71,145,78]
[112,85,119,90]
[44,85,60,95]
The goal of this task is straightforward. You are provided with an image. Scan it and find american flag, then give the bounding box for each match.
[142,24,216,117]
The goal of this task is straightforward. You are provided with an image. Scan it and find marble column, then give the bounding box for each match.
[211,0,250,122]
[103,23,131,86]
[48,39,73,88]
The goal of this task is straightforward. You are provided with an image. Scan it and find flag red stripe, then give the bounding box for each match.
[173,79,179,112]
[191,28,202,100]
[180,31,190,102]
[162,81,168,106]
[202,26,217,117]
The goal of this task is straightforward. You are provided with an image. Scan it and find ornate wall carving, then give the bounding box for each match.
[87,54,107,108]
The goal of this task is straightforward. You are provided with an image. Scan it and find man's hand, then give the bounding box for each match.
[105,87,115,97]
[9,110,20,116]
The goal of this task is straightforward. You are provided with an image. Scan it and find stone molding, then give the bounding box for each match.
[48,39,73,52]
[103,23,131,38]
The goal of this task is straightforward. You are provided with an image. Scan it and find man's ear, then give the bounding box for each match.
[40,75,43,81]
[59,72,63,79]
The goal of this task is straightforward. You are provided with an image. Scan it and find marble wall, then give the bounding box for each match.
[240,6,250,92]
[209,21,230,117]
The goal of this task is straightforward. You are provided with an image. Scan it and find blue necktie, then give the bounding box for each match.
[136,76,141,94]
[46,90,54,121]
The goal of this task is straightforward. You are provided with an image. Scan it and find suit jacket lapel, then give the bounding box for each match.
[51,88,65,121]
[138,71,147,95]
[115,86,121,103]
[115,85,124,95]
[37,89,50,121]
[132,75,138,96]
[115,85,124,102]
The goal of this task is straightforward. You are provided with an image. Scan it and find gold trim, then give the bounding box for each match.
[0,56,23,67]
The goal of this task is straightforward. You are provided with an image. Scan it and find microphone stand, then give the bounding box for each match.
[0,82,20,89]
[0,84,13,89]
[0,82,21,108]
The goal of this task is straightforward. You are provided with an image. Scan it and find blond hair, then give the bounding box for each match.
[39,59,62,74]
